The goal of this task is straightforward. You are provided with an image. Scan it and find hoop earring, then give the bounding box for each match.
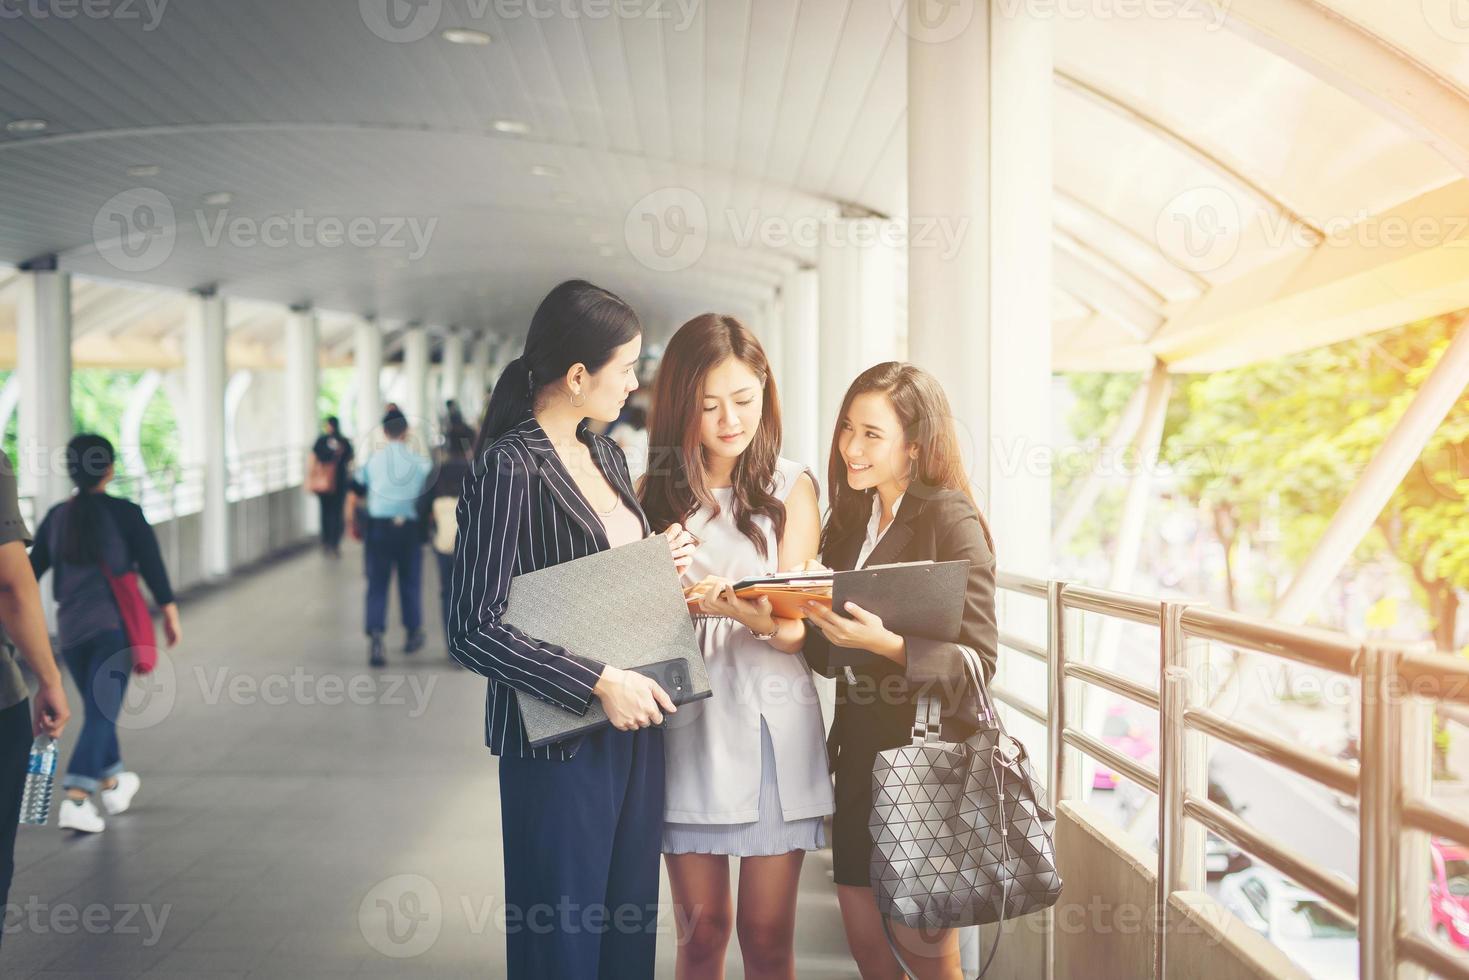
[570,388,587,408]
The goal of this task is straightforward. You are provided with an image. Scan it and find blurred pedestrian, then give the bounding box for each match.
[346,407,433,666]
[30,435,180,834]
[309,416,354,557]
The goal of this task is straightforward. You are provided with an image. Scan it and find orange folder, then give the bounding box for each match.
[683,582,833,620]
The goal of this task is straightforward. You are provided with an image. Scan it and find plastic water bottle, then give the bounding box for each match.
[18,736,57,826]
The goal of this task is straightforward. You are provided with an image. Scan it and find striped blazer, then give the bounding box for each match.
[447,413,651,760]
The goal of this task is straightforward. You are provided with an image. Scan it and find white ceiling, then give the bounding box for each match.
[0,0,1466,364]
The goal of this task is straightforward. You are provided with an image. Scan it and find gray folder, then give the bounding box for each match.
[504,534,710,748]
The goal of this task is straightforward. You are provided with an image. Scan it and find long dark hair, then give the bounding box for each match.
[474,280,642,455]
[820,362,993,556]
[60,434,115,565]
[640,314,785,558]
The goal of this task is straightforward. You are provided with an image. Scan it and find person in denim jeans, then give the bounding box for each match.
[30,435,181,834]
[345,407,433,667]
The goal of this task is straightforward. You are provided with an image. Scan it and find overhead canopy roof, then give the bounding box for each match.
[0,0,1464,371]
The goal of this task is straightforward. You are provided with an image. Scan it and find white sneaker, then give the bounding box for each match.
[100,772,141,815]
[58,797,105,833]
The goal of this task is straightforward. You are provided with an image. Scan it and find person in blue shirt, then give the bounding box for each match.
[346,406,434,666]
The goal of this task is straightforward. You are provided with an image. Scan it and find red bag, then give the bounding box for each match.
[99,564,158,675]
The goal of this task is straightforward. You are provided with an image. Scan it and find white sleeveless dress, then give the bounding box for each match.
[662,457,834,856]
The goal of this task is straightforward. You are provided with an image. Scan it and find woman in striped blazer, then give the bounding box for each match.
[447,280,698,979]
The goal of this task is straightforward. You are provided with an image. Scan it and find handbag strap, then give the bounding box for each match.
[910,695,945,745]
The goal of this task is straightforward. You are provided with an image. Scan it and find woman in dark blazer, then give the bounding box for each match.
[447,280,697,979]
[801,362,999,980]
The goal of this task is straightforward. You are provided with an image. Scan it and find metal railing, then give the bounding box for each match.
[20,446,309,585]
[991,571,1469,980]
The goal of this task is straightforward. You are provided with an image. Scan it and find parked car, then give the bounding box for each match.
[1093,704,1156,791]
[1431,838,1469,950]
[1217,867,1357,978]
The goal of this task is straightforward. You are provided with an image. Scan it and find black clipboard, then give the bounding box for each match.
[823,559,970,669]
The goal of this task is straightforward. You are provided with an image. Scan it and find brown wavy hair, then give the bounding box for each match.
[639,314,786,559]
[820,361,993,555]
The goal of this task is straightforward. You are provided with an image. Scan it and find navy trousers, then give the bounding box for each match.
[363,519,423,635]
[498,725,665,979]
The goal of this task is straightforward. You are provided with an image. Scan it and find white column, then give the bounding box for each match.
[15,264,72,522]
[907,1,1053,580]
[464,333,493,424]
[757,295,785,388]
[817,218,900,468]
[781,266,820,472]
[907,14,1053,971]
[401,325,430,433]
[441,331,465,419]
[184,289,229,579]
[285,306,320,533]
[354,319,384,445]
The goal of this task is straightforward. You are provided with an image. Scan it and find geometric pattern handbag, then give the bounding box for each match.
[870,647,1063,976]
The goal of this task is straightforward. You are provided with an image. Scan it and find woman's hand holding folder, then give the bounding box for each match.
[687,576,778,635]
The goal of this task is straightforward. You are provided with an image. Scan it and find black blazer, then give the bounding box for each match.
[803,487,999,759]
[447,414,650,760]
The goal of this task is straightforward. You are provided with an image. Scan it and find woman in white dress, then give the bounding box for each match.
[639,314,833,980]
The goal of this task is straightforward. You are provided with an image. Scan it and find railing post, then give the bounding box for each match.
[1398,644,1434,980]
[1047,581,1080,806]
[1360,643,1401,980]
[1157,600,1206,978]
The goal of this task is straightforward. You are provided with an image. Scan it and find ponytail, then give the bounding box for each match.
[471,280,642,457]
[475,355,533,455]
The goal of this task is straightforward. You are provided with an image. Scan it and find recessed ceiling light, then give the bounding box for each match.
[442,28,491,45]
[552,192,576,205]
[203,191,234,206]
[572,216,588,227]
[589,232,610,245]
[529,164,561,178]
[493,119,529,135]
[5,119,46,134]
[127,164,161,178]
[597,245,614,258]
